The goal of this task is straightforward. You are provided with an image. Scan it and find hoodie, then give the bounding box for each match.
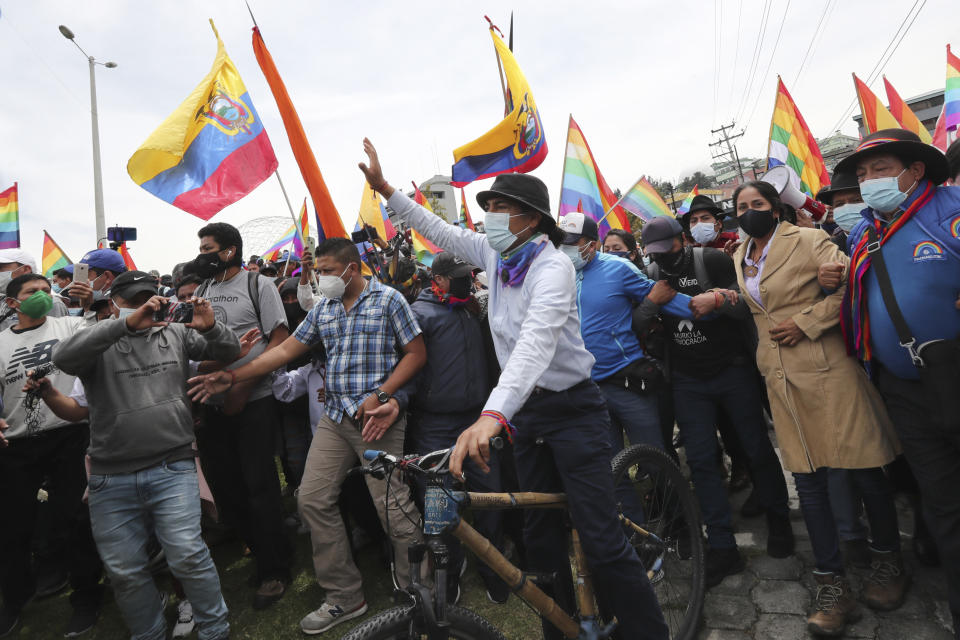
[54,317,240,474]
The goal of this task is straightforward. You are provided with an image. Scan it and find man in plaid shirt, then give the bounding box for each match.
[189,238,427,635]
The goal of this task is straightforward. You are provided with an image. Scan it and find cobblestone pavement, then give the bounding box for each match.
[697,463,954,640]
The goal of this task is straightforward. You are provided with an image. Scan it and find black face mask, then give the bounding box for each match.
[738,209,778,238]
[193,252,227,278]
[651,250,685,273]
[283,302,304,330]
[448,276,473,300]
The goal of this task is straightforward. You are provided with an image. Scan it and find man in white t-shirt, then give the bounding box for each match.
[0,273,102,637]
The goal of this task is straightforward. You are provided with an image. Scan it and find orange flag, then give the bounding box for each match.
[119,243,137,271]
[252,27,347,239]
[853,74,901,135]
[883,77,933,143]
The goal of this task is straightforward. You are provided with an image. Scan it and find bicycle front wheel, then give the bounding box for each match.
[611,444,705,640]
[341,604,507,640]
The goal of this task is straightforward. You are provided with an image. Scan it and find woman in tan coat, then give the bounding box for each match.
[731,181,906,637]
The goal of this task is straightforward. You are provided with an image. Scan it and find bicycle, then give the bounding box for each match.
[343,441,704,640]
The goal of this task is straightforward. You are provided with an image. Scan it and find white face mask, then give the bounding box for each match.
[112,299,136,319]
[0,265,27,292]
[689,222,719,245]
[316,265,352,299]
[484,212,528,254]
[832,203,865,233]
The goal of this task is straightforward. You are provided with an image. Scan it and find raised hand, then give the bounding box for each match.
[237,328,262,359]
[187,371,233,403]
[358,138,394,197]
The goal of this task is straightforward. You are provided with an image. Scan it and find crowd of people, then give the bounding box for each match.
[0,128,958,640]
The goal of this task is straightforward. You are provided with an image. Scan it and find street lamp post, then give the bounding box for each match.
[59,25,116,248]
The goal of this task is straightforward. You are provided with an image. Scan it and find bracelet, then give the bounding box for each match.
[228,370,236,390]
[714,291,724,308]
[480,410,518,443]
[374,179,389,194]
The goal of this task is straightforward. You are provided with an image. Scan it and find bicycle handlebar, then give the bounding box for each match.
[361,437,504,478]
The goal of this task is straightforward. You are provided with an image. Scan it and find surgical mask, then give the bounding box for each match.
[18,290,53,319]
[561,244,590,271]
[832,203,865,233]
[484,212,527,254]
[51,283,62,295]
[641,255,652,267]
[111,300,136,320]
[0,265,26,293]
[737,209,778,238]
[316,265,351,299]
[690,222,719,245]
[859,170,915,213]
[67,308,83,317]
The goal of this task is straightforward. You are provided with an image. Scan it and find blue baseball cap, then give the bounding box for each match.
[80,248,127,274]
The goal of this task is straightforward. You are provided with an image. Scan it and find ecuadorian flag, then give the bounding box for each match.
[450,27,547,187]
[127,21,277,220]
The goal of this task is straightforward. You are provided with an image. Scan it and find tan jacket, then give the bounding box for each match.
[734,223,899,473]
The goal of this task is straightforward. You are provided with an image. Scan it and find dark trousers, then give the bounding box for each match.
[0,425,102,613]
[512,381,668,640]
[407,411,504,585]
[793,467,900,574]
[197,396,292,583]
[672,364,789,549]
[877,367,960,633]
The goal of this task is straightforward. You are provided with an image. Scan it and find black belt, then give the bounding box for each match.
[530,378,592,396]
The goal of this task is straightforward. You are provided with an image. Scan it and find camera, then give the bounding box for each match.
[153,300,194,324]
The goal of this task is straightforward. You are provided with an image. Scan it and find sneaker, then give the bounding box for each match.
[807,572,861,636]
[63,606,99,637]
[252,579,287,610]
[172,600,195,639]
[842,538,871,569]
[300,601,369,635]
[482,573,510,604]
[37,569,69,598]
[766,511,795,558]
[705,546,745,588]
[863,549,910,611]
[0,607,20,638]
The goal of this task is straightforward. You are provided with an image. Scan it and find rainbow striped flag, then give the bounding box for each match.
[0,183,20,250]
[41,230,71,276]
[676,185,699,216]
[261,223,296,262]
[946,44,960,132]
[767,77,830,197]
[127,21,277,220]
[411,185,443,267]
[853,74,901,135]
[558,116,629,238]
[616,177,673,222]
[883,77,933,143]
[293,198,309,256]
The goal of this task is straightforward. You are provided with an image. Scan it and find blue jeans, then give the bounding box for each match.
[513,381,668,640]
[827,469,868,542]
[597,379,665,451]
[793,467,900,574]
[672,364,789,549]
[88,459,229,640]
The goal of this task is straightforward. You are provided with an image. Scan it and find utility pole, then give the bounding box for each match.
[710,122,746,184]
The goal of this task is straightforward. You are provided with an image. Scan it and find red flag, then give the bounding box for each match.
[251,27,347,239]
[459,188,476,231]
[119,243,137,271]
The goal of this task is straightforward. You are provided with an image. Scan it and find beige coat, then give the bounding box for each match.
[734,223,900,473]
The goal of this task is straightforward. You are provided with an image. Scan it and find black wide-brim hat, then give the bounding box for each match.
[835,128,949,185]
[815,170,860,205]
[476,173,555,229]
[680,194,725,226]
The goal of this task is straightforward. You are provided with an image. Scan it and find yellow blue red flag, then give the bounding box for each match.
[450,26,547,186]
[127,21,277,220]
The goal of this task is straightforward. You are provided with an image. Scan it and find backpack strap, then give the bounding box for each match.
[692,247,713,292]
[644,262,661,281]
[247,271,265,335]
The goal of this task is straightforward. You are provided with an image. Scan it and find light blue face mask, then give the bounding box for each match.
[111,299,136,320]
[860,170,916,214]
[67,308,83,317]
[484,212,526,254]
[561,244,588,271]
[832,202,865,233]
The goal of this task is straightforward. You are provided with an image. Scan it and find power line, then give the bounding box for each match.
[731,0,769,121]
[726,0,744,113]
[712,0,719,126]
[792,0,834,88]
[735,0,773,123]
[828,0,926,133]
[742,0,793,131]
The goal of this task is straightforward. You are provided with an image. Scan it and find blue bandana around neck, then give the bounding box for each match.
[497,236,548,287]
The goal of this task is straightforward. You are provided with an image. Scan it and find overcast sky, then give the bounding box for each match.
[1,0,952,273]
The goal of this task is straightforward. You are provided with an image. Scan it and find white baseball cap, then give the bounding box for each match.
[0,248,37,273]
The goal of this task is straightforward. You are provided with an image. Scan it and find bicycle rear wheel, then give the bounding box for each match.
[611,444,705,640]
[342,604,507,640]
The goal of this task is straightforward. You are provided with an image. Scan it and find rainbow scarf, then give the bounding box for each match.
[497,236,548,287]
[841,181,935,361]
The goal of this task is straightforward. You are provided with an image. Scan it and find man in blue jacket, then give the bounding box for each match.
[558,212,695,453]
[396,252,507,605]
[829,129,960,631]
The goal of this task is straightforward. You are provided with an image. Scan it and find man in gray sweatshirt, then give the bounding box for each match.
[54,270,240,640]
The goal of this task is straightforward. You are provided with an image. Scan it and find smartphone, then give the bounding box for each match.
[351,229,371,244]
[72,263,89,284]
[153,300,194,323]
[304,235,316,256]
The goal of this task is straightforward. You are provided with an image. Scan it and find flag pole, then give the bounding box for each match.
[484,16,509,115]
[274,171,303,275]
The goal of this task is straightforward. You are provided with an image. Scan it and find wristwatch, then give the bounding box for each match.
[376,389,392,404]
